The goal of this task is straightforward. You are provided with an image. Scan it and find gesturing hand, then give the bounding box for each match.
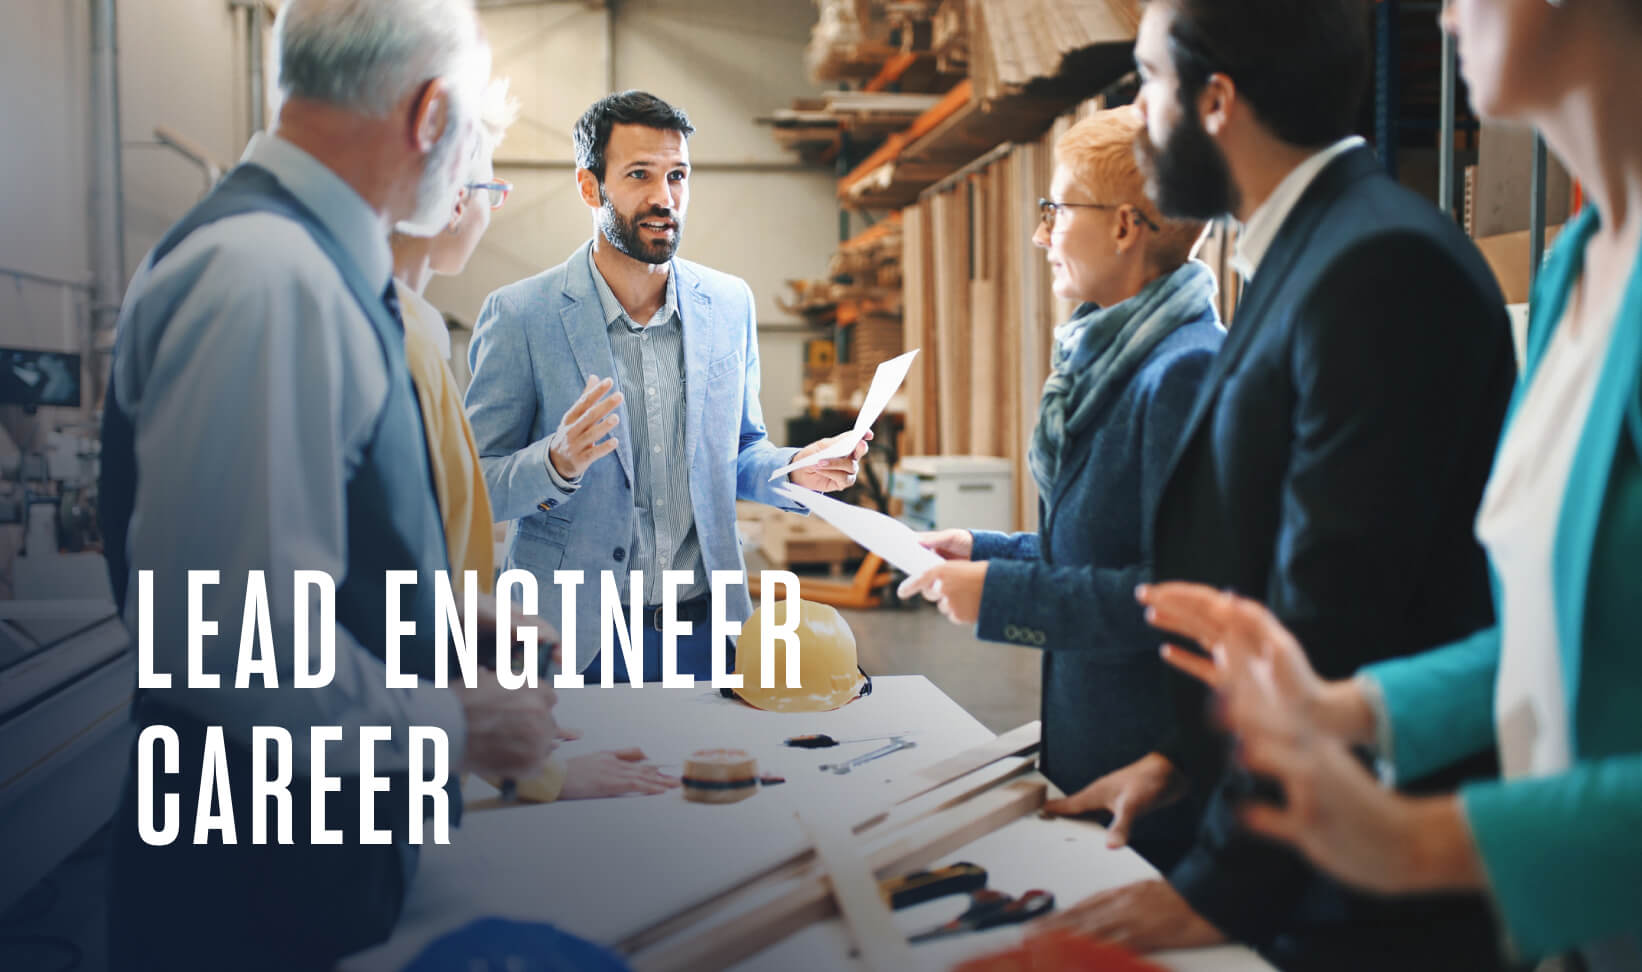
[548,375,623,481]
[1136,582,1376,746]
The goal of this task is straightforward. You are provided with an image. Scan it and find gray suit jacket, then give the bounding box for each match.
[465,241,801,670]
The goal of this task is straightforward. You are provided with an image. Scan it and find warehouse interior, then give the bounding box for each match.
[0,0,1611,969]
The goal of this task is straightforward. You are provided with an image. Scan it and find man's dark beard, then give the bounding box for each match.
[1135,92,1241,221]
[597,189,683,265]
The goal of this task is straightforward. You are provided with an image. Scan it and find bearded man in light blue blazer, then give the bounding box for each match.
[466,91,863,682]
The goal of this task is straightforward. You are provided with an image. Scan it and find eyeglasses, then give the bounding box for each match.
[466,179,513,211]
[1038,197,1161,232]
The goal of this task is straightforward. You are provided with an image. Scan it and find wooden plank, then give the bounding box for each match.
[839,80,975,198]
[796,812,917,971]
[631,779,1048,972]
[612,723,1042,956]
[931,185,972,453]
[864,51,921,92]
[970,166,1001,457]
[884,720,1041,806]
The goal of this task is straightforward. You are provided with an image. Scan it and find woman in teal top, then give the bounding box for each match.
[1128,0,1642,966]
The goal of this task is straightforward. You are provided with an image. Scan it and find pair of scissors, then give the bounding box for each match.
[906,889,1056,943]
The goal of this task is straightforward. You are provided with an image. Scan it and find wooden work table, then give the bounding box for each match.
[343,676,1273,971]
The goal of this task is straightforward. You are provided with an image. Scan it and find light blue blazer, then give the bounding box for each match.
[465,241,801,669]
[1365,205,1642,959]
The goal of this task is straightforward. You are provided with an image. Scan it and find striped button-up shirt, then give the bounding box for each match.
[588,249,707,604]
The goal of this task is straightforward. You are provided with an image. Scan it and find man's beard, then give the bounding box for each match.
[597,189,683,265]
[396,101,473,237]
[1136,94,1240,221]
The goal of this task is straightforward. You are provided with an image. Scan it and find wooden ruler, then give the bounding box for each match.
[796,810,917,972]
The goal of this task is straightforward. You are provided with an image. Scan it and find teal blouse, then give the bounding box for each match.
[1365,205,1642,958]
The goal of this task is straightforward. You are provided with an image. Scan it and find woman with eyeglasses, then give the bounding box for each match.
[1137,0,1642,964]
[389,78,517,601]
[390,79,679,804]
[900,106,1223,870]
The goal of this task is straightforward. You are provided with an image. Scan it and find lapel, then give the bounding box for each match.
[1160,148,1384,493]
[1549,208,1642,707]
[1046,417,1097,532]
[677,261,716,467]
[560,241,634,481]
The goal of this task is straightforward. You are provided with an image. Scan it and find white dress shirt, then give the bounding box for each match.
[1232,136,1366,281]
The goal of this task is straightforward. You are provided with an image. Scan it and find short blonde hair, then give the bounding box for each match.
[1054,107,1205,273]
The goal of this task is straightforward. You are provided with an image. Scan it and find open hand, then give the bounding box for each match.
[1042,752,1183,849]
[1137,582,1375,745]
[548,375,623,481]
[559,747,680,800]
[1029,879,1224,952]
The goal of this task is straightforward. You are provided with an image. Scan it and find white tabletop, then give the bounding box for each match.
[344,676,1271,971]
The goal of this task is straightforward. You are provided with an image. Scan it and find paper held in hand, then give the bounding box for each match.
[769,349,919,482]
[772,483,941,578]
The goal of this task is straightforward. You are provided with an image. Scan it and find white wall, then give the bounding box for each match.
[0,0,831,442]
[0,0,93,354]
[425,0,835,440]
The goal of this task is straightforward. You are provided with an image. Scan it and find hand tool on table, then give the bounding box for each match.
[785,730,912,749]
[906,889,1055,944]
[819,736,915,774]
[878,863,987,909]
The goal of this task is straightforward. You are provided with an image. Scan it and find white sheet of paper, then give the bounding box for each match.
[773,483,942,578]
[770,348,919,481]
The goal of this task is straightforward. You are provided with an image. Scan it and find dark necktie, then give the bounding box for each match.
[381,281,405,333]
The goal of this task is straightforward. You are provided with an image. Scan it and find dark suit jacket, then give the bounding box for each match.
[1151,146,1516,970]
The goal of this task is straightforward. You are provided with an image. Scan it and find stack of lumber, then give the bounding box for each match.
[828,212,903,288]
[764,92,944,164]
[837,80,1082,210]
[931,0,968,73]
[807,0,900,83]
[901,120,1065,532]
[967,0,1140,101]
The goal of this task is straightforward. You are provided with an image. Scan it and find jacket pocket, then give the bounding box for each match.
[706,350,743,380]
[515,514,570,547]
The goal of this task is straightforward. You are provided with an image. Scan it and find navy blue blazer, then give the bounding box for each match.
[971,312,1223,869]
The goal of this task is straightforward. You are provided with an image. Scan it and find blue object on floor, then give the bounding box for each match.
[403,918,631,972]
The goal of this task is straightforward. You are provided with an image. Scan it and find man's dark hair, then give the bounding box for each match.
[573,90,695,182]
[1151,0,1370,149]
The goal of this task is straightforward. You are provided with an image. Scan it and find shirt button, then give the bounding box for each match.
[653,445,662,454]
[613,548,626,562]
[648,387,656,396]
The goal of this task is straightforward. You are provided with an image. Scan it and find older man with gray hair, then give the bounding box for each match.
[98,2,558,968]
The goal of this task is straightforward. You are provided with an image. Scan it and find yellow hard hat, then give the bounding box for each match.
[725,598,870,712]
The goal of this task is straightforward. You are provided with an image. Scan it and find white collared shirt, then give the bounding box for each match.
[1232,136,1366,281]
